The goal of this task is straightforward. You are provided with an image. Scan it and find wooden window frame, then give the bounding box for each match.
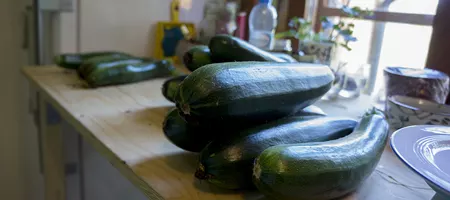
[426,0,450,103]
[311,0,436,93]
[315,1,434,27]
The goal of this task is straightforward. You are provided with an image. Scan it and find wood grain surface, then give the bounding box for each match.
[22,66,435,200]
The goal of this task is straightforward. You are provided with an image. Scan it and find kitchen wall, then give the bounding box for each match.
[57,0,205,56]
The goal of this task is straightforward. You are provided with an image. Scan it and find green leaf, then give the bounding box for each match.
[312,33,321,42]
[275,30,296,39]
[321,17,334,30]
[339,29,353,36]
[282,16,315,40]
[288,17,310,28]
[333,24,340,30]
[341,33,357,42]
[360,8,374,17]
[340,5,373,18]
[288,17,300,28]
[353,6,363,14]
[340,43,352,51]
[341,5,355,17]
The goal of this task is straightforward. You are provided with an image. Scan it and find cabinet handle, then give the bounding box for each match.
[22,10,29,49]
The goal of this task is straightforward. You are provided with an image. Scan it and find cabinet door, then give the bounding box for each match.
[82,139,148,200]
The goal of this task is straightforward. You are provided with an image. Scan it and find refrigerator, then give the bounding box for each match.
[22,1,79,200]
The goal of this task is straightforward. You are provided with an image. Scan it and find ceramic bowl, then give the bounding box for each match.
[391,125,450,200]
[386,95,450,130]
[384,66,449,104]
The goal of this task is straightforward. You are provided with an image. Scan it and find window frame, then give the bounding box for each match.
[310,0,436,93]
[315,1,434,26]
[426,0,450,103]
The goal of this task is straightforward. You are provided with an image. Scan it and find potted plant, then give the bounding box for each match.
[276,5,372,65]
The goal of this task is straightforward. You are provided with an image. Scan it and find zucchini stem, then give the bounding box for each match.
[253,158,262,180]
[180,103,191,115]
[194,164,212,180]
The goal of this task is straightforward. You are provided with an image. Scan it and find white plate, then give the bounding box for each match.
[391,125,450,199]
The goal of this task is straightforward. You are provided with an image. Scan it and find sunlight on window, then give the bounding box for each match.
[329,0,438,15]
[373,0,438,91]
[327,0,439,94]
[389,0,438,15]
[333,19,373,64]
[378,23,432,69]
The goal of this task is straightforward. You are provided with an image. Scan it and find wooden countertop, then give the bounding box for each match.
[22,66,435,200]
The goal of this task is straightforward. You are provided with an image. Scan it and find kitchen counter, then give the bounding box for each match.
[22,66,435,200]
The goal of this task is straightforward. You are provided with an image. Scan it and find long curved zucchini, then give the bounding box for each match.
[195,116,357,189]
[253,109,389,200]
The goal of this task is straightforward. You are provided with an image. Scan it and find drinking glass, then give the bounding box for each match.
[338,63,371,99]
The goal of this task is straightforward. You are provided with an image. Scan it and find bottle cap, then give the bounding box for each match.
[259,0,272,4]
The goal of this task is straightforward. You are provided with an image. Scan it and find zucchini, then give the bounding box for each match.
[253,109,389,200]
[195,117,357,189]
[162,75,188,103]
[175,62,334,124]
[183,45,213,72]
[78,55,150,78]
[54,51,131,70]
[162,105,328,153]
[85,60,176,87]
[209,35,285,62]
[162,108,211,152]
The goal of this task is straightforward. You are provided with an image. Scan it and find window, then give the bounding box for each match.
[309,0,438,93]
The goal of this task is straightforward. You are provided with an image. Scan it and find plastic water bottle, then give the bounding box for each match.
[249,0,278,50]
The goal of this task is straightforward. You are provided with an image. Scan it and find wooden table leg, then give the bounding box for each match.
[39,94,65,200]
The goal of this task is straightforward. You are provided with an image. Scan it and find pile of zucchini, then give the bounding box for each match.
[160,35,390,200]
[161,35,389,200]
[54,51,177,87]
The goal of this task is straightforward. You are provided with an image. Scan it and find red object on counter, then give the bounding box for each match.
[235,12,247,40]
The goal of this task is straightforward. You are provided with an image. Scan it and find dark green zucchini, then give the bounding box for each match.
[54,51,131,70]
[162,105,327,153]
[183,45,213,72]
[253,109,389,200]
[175,62,334,124]
[209,35,285,62]
[85,60,176,87]
[163,108,211,152]
[162,75,188,103]
[195,117,357,189]
[78,55,151,78]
